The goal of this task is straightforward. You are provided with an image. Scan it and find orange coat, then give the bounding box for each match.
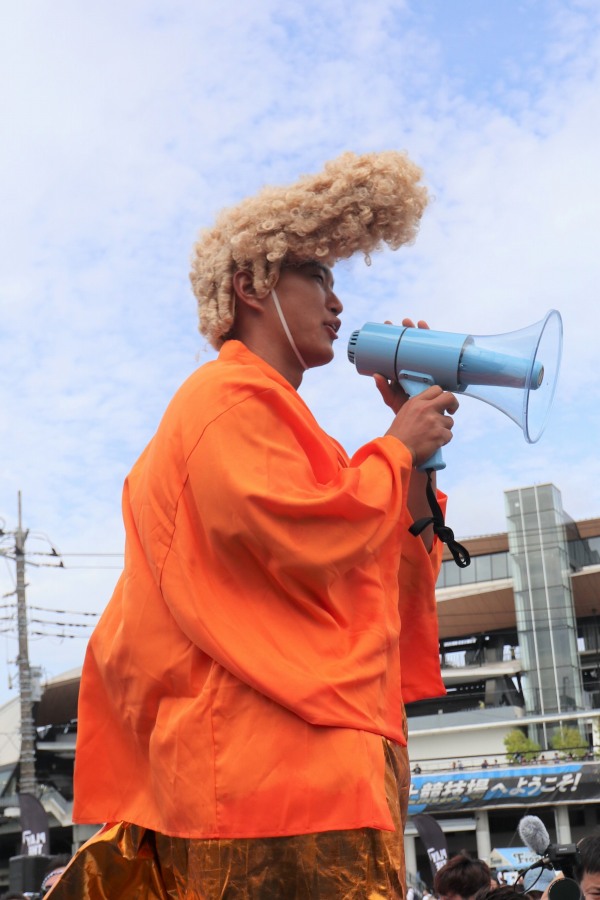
[73,341,445,839]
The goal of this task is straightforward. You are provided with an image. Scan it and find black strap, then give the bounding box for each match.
[409,469,471,568]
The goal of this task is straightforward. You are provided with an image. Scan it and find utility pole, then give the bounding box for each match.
[15,491,37,795]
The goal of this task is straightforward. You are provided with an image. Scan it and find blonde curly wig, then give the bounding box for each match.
[190,150,429,349]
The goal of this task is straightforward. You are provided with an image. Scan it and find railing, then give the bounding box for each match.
[409,749,598,775]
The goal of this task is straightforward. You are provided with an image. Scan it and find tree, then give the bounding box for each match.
[503,728,541,763]
[550,726,588,760]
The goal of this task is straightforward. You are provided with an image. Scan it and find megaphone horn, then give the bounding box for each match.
[348,309,563,471]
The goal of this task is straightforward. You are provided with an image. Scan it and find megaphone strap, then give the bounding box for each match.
[408,470,471,568]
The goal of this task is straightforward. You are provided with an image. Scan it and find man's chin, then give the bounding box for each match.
[309,347,336,370]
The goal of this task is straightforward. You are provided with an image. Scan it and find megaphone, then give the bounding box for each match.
[348,309,563,471]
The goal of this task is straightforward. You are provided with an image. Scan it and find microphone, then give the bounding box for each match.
[517,815,582,888]
[519,815,551,856]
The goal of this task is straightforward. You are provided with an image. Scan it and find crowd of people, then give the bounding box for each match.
[4,836,599,898]
[411,749,597,775]
[414,837,600,900]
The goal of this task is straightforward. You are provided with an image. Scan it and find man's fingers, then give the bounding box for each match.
[444,394,460,414]
[418,385,460,414]
[432,390,459,415]
[374,374,409,413]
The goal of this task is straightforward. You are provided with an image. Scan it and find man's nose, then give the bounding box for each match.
[329,290,343,313]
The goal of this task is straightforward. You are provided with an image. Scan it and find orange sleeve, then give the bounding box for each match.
[181,386,414,590]
[155,386,415,731]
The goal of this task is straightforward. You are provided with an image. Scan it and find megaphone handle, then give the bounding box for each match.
[417,447,446,473]
[397,373,447,472]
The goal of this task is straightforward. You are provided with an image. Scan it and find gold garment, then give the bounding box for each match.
[47,739,408,899]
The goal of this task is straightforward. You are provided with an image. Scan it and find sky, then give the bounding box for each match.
[1,0,599,707]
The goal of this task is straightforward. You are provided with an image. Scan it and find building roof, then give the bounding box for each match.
[436,565,600,640]
[0,668,82,767]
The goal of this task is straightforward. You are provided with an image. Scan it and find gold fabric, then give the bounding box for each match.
[47,739,408,899]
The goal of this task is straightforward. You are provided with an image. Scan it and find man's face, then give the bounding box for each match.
[581,871,600,900]
[272,261,343,372]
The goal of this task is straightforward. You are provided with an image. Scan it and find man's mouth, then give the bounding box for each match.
[325,320,341,340]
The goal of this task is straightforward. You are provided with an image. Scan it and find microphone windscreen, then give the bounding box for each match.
[518,815,550,855]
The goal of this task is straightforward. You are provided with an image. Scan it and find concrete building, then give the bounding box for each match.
[406,483,600,882]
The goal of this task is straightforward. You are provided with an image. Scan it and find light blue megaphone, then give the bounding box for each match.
[347,309,563,471]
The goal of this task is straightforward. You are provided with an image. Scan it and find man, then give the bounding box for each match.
[528,834,600,900]
[576,835,600,900]
[47,151,457,898]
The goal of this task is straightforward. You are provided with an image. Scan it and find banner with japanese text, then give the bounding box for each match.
[409,762,599,814]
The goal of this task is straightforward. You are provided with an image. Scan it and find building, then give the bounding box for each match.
[0,481,599,889]
[405,483,600,882]
[0,670,96,891]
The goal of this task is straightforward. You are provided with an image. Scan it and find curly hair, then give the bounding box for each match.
[190,150,429,349]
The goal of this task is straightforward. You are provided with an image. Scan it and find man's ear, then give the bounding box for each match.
[232,269,266,312]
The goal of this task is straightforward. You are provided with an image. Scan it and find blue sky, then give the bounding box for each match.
[1,0,599,704]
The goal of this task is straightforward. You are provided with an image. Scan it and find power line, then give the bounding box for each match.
[10,518,599,562]
[41,552,123,558]
[29,604,99,617]
[30,631,91,639]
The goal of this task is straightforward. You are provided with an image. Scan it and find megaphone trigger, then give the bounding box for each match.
[397,372,446,472]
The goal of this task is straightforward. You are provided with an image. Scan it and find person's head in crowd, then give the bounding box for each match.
[40,853,71,895]
[575,834,600,900]
[474,886,523,900]
[434,852,492,900]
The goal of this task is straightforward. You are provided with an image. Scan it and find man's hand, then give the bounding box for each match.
[375,318,460,467]
[385,384,459,467]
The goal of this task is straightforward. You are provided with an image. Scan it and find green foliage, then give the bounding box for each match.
[550,726,587,759]
[503,728,541,763]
